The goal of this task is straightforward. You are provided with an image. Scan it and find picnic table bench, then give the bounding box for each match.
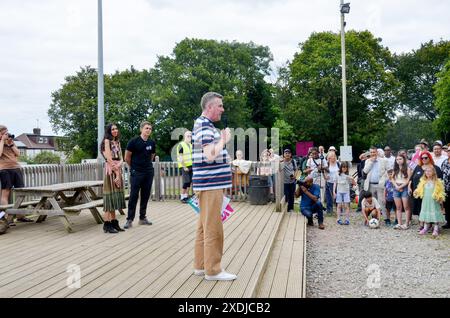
[0,200,40,211]
[6,181,104,233]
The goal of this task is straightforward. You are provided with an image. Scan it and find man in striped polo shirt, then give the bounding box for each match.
[192,92,236,281]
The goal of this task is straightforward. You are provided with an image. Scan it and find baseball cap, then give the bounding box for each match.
[328,146,336,151]
[433,140,443,147]
[283,149,292,154]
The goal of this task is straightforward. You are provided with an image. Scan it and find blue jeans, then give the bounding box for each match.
[284,183,296,211]
[301,202,324,224]
[325,182,335,213]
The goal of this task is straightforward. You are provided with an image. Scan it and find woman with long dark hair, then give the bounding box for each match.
[392,154,412,230]
[100,123,126,234]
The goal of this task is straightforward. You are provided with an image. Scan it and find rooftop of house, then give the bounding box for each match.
[14,128,59,150]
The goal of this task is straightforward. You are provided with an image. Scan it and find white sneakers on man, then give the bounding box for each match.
[193,269,237,281]
[205,271,237,281]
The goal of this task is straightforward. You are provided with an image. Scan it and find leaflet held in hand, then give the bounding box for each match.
[188,195,235,223]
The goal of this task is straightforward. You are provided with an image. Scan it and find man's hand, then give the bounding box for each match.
[300,186,307,193]
[221,128,231,145]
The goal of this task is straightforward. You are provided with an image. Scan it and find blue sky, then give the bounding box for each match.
[1,0,449,136]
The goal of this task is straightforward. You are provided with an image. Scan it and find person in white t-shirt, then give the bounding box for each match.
[361,191,381,226]
[432,141,448,169]
[384,146,395,170]
[305,147,328,205]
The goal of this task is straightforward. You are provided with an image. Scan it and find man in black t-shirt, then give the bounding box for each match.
[124,121,156,229]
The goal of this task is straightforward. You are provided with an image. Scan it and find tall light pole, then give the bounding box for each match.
[340,1,350,146]
[97,0,105,160]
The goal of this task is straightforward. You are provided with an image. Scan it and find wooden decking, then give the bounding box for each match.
[0,201,306,298]
[255,212,307,298]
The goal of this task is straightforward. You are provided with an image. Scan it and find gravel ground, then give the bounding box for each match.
[306,212,450,298]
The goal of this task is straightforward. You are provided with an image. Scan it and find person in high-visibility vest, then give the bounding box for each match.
[177,130,193,203]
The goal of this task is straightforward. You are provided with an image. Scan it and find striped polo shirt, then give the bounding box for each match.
[192,116,232,191]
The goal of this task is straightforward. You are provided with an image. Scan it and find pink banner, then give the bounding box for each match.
[296,141,314,157]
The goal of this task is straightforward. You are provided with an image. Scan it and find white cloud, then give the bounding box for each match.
[0,0,449,137]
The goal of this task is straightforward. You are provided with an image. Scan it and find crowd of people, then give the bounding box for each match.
[274,140,449,236]
[1,92,449,281]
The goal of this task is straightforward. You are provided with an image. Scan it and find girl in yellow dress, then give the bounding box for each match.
[413,166,446,237]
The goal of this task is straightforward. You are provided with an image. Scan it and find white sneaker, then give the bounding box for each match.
[193,269,205,276]
[205,271,237,281]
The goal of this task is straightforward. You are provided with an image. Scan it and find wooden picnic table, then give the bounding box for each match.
[6,181,104,233]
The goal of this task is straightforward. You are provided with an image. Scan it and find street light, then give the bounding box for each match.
[97,0,105,160]
[340,2,351,14]
[340,1,350,146]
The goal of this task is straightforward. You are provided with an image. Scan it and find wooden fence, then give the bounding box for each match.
[1,159,285,211]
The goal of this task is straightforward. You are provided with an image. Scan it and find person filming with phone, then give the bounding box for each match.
[0,125,33,225]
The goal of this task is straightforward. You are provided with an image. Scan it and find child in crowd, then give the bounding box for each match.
[333,162,356,225]
[361,191,381,226]
[384,169,396,226]
[413,166,446,237]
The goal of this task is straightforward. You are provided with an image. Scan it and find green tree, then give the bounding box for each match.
[48,66,155,158]
[272,119,295,150]
[66,146,91,164]
[48,67,98,157]
[395,40,450,120]
[433,59,450,141]
[18,155,34,164]
[384,116,439,150]
[33,151,61,164]
[278,31,399,154]
[149,38,276,155]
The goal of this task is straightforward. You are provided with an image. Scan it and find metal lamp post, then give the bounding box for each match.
[97,0,105,160]
[340,1,350,146]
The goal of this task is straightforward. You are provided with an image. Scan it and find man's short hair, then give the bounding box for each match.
[140,121,152,129]
[200,92,223,110]
[364,191,373,199]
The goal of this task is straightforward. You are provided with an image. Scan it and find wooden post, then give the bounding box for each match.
[275,162,284,212]
[154,156,161,201]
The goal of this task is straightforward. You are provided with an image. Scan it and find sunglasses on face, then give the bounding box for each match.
[421,157,429,160]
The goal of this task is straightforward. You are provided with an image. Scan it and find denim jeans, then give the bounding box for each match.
[301,202,324,224]
[325,182,335,213]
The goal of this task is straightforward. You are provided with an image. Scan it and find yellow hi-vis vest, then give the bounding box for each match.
[177,141,193,168]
